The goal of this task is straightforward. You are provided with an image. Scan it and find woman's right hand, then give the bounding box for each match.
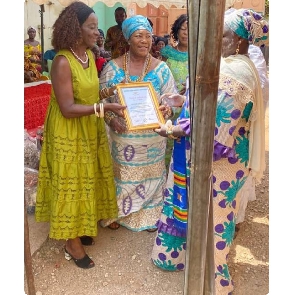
[105,102,126,117]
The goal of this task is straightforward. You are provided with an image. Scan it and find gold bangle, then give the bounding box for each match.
[94,103,99,117]
[104,111,116,125]
[166,125,177,139]
[99,88,107,100]
[99,102,104,118]
[100,87,117,100]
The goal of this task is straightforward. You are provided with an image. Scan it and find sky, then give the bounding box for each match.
[1,0,293,293]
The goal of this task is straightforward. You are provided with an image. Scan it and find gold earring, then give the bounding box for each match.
[235,40,241,55]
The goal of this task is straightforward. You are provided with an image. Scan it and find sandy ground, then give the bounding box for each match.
[24,106,269,295]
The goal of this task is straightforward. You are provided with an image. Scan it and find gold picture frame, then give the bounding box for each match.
[116,82,165,131]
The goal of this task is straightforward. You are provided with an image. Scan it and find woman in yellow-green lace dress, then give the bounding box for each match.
[35,2,126,269]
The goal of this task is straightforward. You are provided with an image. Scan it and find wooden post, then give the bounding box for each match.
[184,0,226,294]
[24,198,36,295]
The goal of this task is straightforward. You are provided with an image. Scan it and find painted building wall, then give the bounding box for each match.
[233,0,265,14]
[24,0,187,52]
[24,0,64,51]
[24,0,266,53]
[24,0,122,52]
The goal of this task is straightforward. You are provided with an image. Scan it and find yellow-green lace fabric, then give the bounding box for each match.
[35,49,118,240]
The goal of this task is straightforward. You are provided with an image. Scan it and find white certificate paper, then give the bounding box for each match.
[121,87,158,126]
[116,82,165,131]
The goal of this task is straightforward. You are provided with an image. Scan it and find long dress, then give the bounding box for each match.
[151,82,190,271]
[99,59,178,231]
[160,45,188,170]
[35,49,118,240]
[151,55,265,295]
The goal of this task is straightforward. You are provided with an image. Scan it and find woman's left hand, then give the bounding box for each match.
[160,93,185,107]
[154,122,168,137]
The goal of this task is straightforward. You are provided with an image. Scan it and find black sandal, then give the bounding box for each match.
[64,247,95,269]
[146,228,157,233]
[80,236,95,246]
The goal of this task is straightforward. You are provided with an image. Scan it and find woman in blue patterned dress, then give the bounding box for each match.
[151,8,268,295]
[99,15,178,232]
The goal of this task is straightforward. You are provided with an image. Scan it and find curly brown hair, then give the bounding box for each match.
[51,1,94,51]
[170,14,188,43]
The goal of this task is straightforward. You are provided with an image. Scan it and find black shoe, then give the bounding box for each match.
[80,236,94,246]
[64,247,95,269]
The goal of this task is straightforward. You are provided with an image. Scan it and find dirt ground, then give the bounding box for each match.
[24,108,269,295]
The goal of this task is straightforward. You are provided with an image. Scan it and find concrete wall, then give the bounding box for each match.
[24,0,64,51]
[24,0,265,53]
[233,0,265,14]
[24,0,187,52]
[24,0,120,52]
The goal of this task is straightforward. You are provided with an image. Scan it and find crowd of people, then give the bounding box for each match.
[28,1,269,294]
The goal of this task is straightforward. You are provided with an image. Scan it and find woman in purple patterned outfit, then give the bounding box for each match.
[151,8,268,295]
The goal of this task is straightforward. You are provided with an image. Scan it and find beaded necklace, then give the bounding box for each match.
[69,47,89,64]
[123,52,151,83]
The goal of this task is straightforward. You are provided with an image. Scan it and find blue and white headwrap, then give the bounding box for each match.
[122,15,153,40]
[224,8,269,47]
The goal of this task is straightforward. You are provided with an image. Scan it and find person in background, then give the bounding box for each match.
[24,55,42,83]
[163,33,172,45]
[154,36,168,60]
[151,8,268,295]
[99,15,178,232]
[160,14,189,171]
[35,2,126,269]
[161,14,188,94]
[24,26,42,73]
[97,29,111,61]
[104,7,129,59]
[43,48,57,72]
[91,45,107,77]
[150,34,158,57]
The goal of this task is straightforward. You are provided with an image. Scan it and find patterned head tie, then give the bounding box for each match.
[27,26,37,33]
[122,15,153,40]
[224,8,269,47]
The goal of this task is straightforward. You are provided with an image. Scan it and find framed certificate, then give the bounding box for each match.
[116,82,165,131]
